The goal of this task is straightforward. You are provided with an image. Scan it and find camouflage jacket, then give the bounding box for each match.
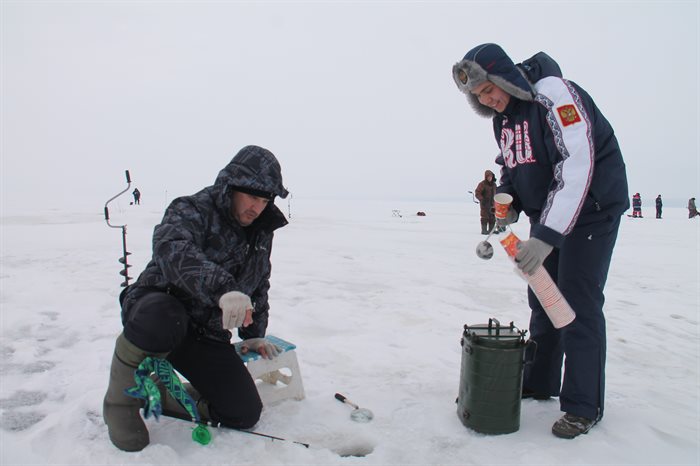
[121,146,288,343]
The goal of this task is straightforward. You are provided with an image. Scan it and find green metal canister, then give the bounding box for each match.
[456,318,532,434]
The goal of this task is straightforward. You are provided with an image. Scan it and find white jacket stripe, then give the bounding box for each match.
[535,77,594,235]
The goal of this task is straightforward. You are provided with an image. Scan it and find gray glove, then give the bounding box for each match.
[515,237,553,275]
[496,207,519,227]
[219,291,253,329]
[240,337,282,360]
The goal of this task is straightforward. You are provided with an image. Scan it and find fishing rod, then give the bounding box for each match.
[235,428,309,448]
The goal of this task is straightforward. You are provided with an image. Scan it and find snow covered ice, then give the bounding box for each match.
[0,199,698,465]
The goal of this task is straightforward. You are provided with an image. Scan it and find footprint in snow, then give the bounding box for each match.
[0,390,47,409]
[0,360,56,375]
[0,410,46,432]
[0,390,49,432]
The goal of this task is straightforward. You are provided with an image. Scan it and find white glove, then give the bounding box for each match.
[219,291,253,329]
[515,237,554,275]
[240,337,282,360]
[496,207,519,227]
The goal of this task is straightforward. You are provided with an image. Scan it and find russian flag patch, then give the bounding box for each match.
[557,104,582,126]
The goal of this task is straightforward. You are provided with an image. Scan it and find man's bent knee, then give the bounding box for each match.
[212,396,263,430]
[122,292,189,353]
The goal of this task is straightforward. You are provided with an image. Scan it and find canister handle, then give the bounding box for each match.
[488,318,501,335]
[523,339,538,366]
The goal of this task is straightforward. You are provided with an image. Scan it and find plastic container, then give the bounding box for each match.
[499,232,576,329]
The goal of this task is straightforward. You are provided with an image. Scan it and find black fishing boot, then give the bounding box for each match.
[522,388,552,401]
[552,413,598,439]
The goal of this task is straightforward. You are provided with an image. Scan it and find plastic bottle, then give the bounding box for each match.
[499,232,576,329]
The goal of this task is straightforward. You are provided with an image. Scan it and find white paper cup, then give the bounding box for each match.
[494,193,513,220]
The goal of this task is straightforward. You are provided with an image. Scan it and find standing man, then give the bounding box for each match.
[632,193,643,218]
[655,195,663,219]
[103,145,289,451]
[132,188,141,205]
[689,197,698,218]
[474,170,497,234]
[452,44,629,438]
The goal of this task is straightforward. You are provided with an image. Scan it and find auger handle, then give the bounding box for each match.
[334,393,359,410]
[104,169,132,229]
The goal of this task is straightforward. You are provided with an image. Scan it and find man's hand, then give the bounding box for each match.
[515,237,553,275]
[219,291,254,329]
[496,207,519,227]
[240,338,281,360]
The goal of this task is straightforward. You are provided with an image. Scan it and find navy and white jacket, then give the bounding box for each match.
[494,57,629,247]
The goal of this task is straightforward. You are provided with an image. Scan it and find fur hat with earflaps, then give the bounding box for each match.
[452,43,536,118]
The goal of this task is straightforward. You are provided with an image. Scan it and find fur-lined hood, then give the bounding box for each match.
[452,44,562,118]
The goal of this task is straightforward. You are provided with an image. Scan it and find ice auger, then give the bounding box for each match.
[103,170,132,287]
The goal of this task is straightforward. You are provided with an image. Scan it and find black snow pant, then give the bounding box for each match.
[121,291,262,429]
[522,216,621,422]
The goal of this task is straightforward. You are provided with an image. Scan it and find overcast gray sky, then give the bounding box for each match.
[2,0,698,211]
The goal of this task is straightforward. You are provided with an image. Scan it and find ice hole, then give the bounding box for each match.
[333,440,375,458]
